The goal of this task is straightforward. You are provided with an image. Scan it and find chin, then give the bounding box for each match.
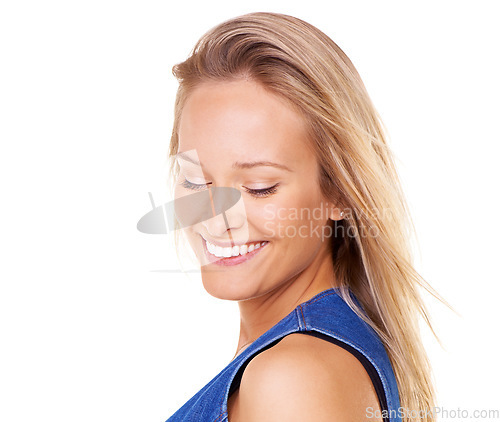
[200,271,261,301]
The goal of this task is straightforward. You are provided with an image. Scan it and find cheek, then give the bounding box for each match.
[252,193,326,242]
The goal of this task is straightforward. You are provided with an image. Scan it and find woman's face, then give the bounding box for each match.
[175,79,339,300]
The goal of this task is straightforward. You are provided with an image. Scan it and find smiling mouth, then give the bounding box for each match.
[200,235,269,266]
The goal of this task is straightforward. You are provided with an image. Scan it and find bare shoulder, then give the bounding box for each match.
[227,333,382,422]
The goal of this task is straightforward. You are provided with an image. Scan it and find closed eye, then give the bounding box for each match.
[179,178,209,191]
[179,178,280,198]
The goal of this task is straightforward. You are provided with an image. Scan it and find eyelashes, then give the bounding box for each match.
[179,178,280,198]
[246,183,280,198]
[179,178,207,191]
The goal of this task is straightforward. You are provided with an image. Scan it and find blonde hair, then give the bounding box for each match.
[168,12,444,421]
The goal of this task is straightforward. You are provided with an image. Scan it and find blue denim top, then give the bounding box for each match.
[166,287,401,422]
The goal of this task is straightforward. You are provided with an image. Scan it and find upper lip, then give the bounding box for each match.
[200,234,267,248]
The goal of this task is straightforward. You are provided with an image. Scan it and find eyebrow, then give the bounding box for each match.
[176,152,293,172]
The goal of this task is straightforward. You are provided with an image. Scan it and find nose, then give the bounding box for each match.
[201,202,247,239]
[201,187,248,240]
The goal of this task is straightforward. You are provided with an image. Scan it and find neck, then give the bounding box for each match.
[231,243,338,360]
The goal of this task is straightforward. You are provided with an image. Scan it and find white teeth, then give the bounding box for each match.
[204,238,267,258]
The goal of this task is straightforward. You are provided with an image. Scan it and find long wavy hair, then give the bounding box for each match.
[168,12,444,421]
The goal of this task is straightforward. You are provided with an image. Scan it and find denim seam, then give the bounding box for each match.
[213,410,227,422]
[307,290,337,305]
[299,305,307,330]
[295,307,305,331]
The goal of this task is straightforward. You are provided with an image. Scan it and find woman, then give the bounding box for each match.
[166,12,438,422]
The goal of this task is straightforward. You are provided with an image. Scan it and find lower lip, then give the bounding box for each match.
[201,237,269,267]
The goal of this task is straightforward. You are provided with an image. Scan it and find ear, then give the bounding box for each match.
[324,201,345,221]
[329,207,345,221]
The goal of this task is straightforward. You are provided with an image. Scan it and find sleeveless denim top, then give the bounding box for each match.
[166,287,401,422]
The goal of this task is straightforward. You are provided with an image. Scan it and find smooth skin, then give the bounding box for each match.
[176,79,382,421]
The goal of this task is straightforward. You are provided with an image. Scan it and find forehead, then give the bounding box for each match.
[178,79,314,168]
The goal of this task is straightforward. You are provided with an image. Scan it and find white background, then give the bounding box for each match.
[1,1,499,421]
